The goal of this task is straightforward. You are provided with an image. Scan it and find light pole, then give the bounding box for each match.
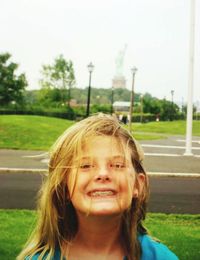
[171,90,174,121]
[111,86,114,114]
[67,81,72,107]
[171,90,174,103]
[86,62,94,117]
[129,67,137,132]
[184,0,195,156]
[140,94,143,123]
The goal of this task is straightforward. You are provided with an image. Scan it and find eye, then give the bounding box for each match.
[80,164,94,170]
[110,162,126,169]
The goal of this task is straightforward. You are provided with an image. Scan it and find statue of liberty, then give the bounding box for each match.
[115,44,127,77]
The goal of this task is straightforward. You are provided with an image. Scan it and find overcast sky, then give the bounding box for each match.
[0,0,200,103]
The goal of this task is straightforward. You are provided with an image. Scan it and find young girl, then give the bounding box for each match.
[17,114,178,260]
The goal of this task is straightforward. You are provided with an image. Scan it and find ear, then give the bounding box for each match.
[132,173,146,198]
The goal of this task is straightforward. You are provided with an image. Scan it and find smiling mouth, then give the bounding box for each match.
[88,190,116,197]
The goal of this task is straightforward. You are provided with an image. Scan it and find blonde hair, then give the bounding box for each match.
[17,113,149,260]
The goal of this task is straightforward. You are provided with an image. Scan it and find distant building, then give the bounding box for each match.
[113,101,141,113]
[113,101,130,112]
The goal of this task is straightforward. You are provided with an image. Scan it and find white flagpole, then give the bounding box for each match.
[184,0,196,156]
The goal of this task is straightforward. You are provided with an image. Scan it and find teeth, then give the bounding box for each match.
[90,191,114,197]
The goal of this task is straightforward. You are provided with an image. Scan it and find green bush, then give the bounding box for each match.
[0,105,197,122]
[0,106,76,120]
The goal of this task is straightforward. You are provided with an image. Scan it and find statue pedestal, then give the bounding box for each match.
[112,76,126,89]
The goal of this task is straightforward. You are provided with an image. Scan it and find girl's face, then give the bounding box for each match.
[67,136,140,218]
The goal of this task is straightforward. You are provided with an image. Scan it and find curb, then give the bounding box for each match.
[147,172,200,178]
[0,167,199,178]
[0,168,47,174]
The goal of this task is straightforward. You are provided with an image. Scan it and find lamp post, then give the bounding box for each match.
[129,67,137,132]
[86,62,94,117]
[111,86,114,114]
[67,81,72,107]
[171,90,174,103]
[171,90,174,121]
[140,94,143,123]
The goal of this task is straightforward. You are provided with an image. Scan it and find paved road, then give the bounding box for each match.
[0,173,200,214]
[148,176,200,214]
[142,135,200,173]
[0,135,199,213]
[0,135,199,173]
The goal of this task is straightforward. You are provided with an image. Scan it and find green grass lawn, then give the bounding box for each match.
[132,120,200,136]
[0,115,73,150]
[1,210,200,260]
[0,115,199,150]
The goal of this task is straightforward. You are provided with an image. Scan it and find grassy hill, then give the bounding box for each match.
[0,115,199,150]
[0,115,73,150]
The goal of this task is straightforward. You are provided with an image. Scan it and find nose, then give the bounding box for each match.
[94,165,111,182]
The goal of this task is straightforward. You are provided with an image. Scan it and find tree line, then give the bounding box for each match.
[0,52,196,121]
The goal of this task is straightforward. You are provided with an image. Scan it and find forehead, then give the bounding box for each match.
[80,135,131,158]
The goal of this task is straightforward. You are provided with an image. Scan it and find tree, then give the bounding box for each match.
[0,53,27,106]
[39,55,75,105]
[142,93,180,120]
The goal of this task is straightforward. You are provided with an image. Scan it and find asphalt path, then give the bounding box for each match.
[0,173,200,214]
[0,136,199,173]
[141,135,200,174]
[0,135,200,213]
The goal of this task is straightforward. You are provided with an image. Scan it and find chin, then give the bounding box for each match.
[86,205,123,216]
[88,210,121,217]
[75,200,130,217]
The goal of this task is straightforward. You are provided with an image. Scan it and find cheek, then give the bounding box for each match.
[127,173,137,199]
[69,172,90,197]
[66,170,79,198]
[119,172,135,194]
[117,175,135,210]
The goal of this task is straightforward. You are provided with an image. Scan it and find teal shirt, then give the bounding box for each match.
[27,234,178,260]
[138,234,178,260]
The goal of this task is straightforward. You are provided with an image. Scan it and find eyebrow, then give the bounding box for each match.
[80,155,127,160]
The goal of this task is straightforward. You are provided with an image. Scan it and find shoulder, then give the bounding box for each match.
[138,234,179,260]
[25,253,41,260]
[24,248,62,260]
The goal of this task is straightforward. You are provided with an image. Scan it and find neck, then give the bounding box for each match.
[77,214,122,249]
[65,214,125,259]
